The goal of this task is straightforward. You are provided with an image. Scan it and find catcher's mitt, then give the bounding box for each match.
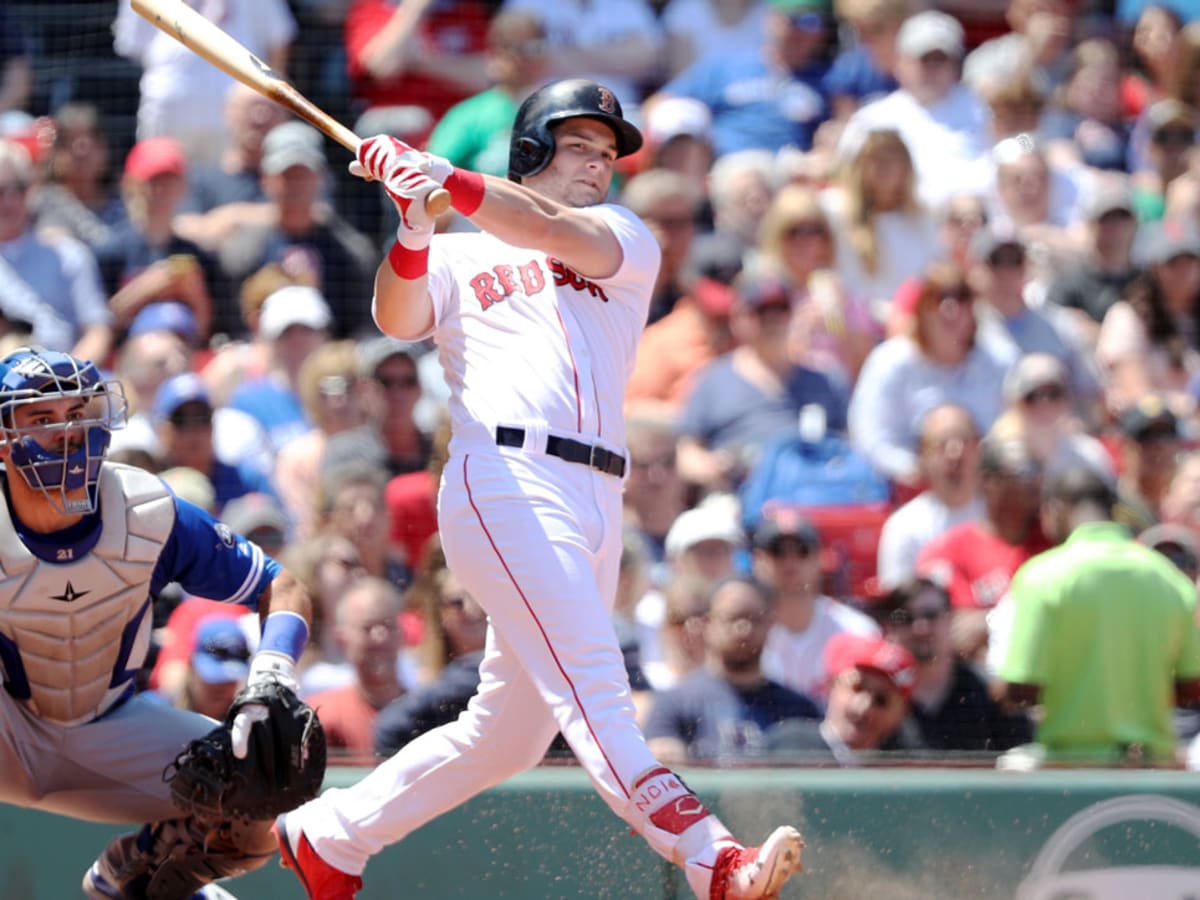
[165,677,326,821]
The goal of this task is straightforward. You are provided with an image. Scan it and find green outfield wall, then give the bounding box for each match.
[6,766,1200,899]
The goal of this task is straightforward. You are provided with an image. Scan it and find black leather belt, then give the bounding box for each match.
[495,426,626,478]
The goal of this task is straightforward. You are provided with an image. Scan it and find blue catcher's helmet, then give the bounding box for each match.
[0,347,128,514]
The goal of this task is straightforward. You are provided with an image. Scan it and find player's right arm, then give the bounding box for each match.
[358,135,629,341]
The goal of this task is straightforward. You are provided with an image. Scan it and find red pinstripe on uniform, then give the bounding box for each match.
[461,454,629,799]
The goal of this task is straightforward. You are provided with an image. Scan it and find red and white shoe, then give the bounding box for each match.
[274,813,363,900]
[709,826,805,900]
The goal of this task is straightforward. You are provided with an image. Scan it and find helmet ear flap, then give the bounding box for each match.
[510,134,552,182]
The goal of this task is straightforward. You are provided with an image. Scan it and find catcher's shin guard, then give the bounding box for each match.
[85,817,275,900]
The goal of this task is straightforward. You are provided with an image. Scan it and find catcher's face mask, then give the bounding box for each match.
[0,348,127,514]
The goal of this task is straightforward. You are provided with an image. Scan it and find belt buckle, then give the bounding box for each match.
[588,443,605,472]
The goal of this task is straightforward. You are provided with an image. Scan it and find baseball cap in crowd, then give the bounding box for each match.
[683,231,746,287]
[1138,523,1200,579]
[824,632,918,700]
[1144,99,1196,143]
[221,492,289,551]
[124,136,187,182]
[257,285,333,340]
[127,301,198,344]
[153,372,212,422]
[261,121,326,176]
[752,506,821,552]
[1002,352,1069,407]
[732,271,791,313]
[646,97,713,146]
[968,227,1024,265]
[1118,393,1179,441]
[192,615,251,685]
[357,335,422,380]
[665,501,744,558]
[896,10,964,60]
[1084,183,1134,221]
[1133,218,1200,268]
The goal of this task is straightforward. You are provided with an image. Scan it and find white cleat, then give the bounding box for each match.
[710,826,805,899]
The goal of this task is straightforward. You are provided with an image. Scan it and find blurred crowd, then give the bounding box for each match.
[4,0,1200,769]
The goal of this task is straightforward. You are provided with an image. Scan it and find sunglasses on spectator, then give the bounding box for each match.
[988,250,1026,269]
[376,373,420,390]
[789,12,826,32]
[784,222,828,239]
[1154,127,1194,147]
[919,51,954,67]
[0,181,28,198]
[765,540,812,559]
[170,411,213,428]
[1022,384,1065,406]
[889,606,945,627]
[1137,426,1178,443]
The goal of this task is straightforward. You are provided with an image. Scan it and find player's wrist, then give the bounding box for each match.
[258,610,307,663]
[445,168,485,216]
[247,650,297,690]
[388,239,430,278]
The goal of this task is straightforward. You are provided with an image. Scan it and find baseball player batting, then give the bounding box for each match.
[274,78,805,899]
[0,345,317,899]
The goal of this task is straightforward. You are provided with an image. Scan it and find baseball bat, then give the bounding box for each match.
[129,0,451,217]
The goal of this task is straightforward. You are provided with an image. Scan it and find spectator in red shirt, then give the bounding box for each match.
[917,434,1048,610]
[308,576,407,760]
[344,0,493,121]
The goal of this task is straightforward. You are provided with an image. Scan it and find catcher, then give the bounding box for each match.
[0,347,324,899]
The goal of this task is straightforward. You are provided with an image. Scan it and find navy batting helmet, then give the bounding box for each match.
[508,79,643,182]
[0,347,127,514]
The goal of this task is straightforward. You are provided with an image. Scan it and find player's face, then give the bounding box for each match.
[529,118,619,207]
[3,396,91,457]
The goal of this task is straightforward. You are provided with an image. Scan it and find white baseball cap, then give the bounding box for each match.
[896,11,964,60]
[257,285,333,340]
[647,97,713,146]
[665,503,744,559]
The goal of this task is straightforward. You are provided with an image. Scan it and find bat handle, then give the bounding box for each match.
[343,134,452,218]
[424,187,452,217]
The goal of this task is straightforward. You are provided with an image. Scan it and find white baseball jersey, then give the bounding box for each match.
[425,203,660,449]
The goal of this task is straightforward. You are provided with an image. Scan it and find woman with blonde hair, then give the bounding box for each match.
[753,184,879,387]
[823,128,938,320]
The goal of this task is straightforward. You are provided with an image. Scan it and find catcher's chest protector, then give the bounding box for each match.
[0,463,173,725]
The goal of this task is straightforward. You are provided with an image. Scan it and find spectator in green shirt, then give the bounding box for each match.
[999,466,1200,764]
[426,11,550,179]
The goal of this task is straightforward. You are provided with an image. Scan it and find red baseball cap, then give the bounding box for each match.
[824,633,918,700]
[124,137,187,181]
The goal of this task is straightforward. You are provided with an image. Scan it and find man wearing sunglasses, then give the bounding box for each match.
[654,0,831,157]
[878,576,1031,753]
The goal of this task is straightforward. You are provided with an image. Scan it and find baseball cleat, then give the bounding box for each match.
[274,812,363,900]
[709,826,805,899]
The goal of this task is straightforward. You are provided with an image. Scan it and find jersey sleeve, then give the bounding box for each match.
[151,496,281,609]
[998,562,1051,686]
[593,204,661,297]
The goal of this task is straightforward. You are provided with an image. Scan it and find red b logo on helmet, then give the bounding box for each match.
[596,87,617,115]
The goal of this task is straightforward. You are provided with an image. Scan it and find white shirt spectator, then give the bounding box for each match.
[113,0,297,164]
[877,492,985,588]
[760,595,880,701]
